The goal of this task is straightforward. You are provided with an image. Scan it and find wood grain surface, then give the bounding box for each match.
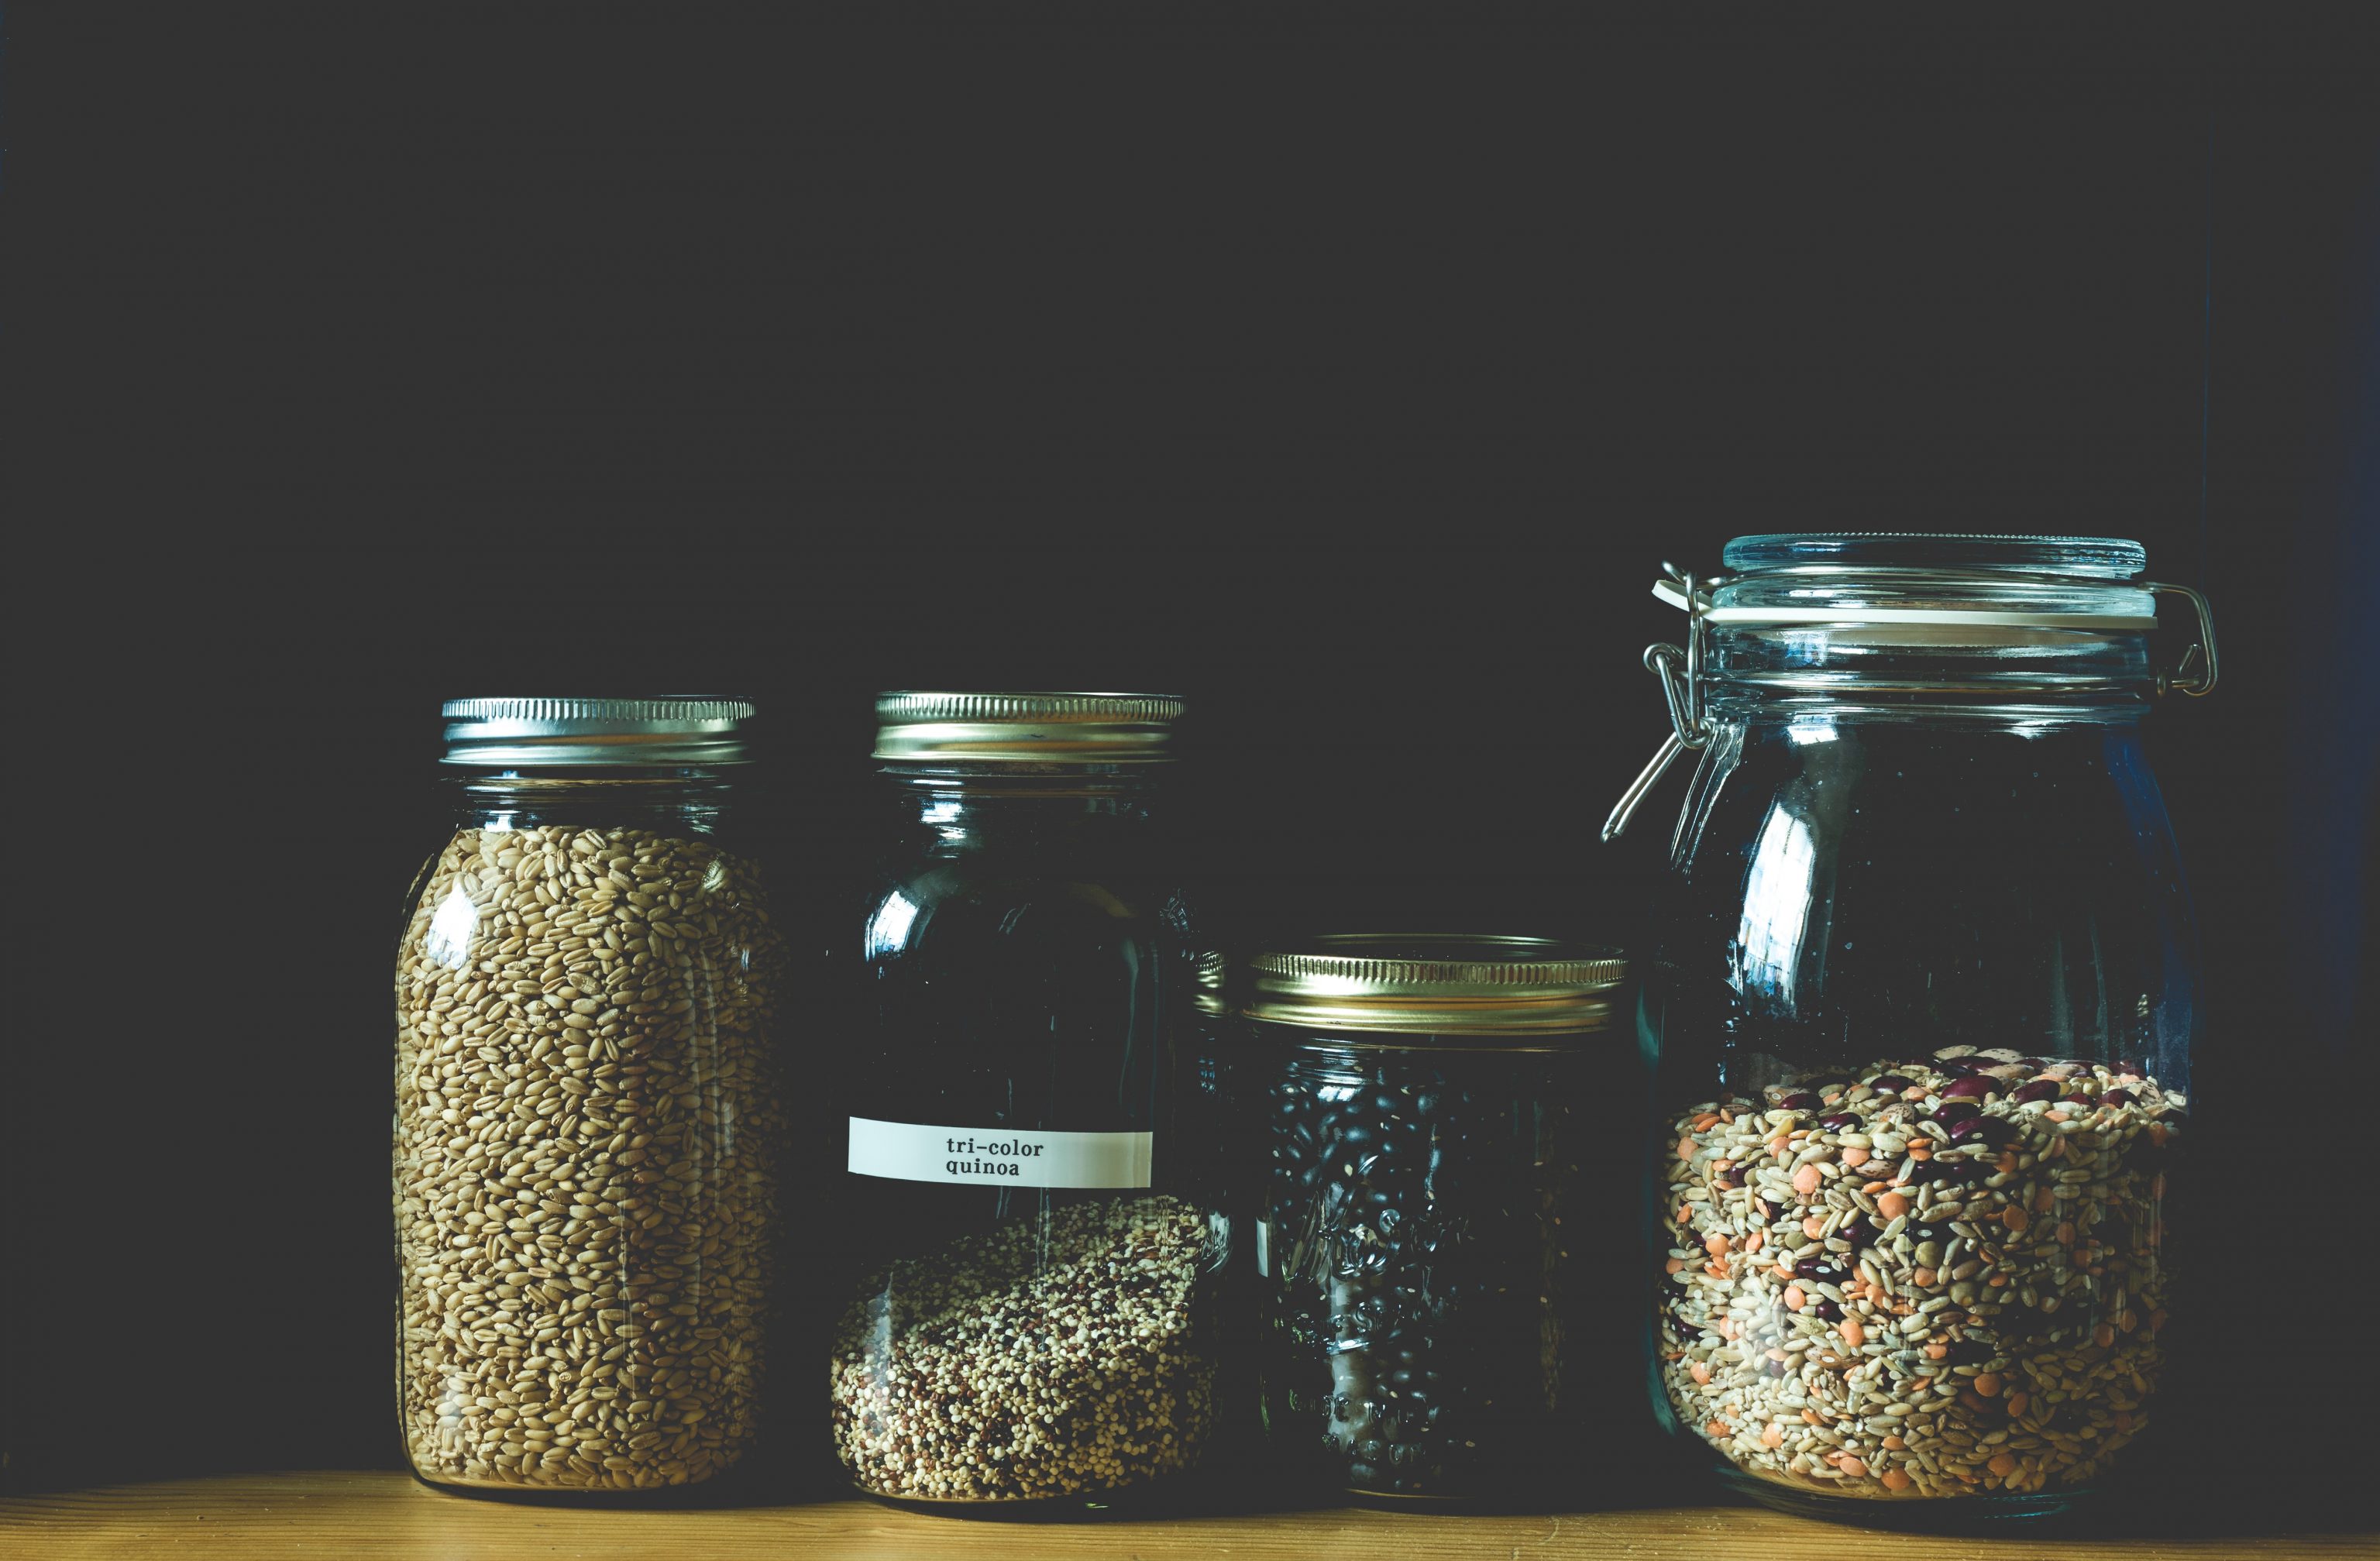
[2,1470,2368,1561]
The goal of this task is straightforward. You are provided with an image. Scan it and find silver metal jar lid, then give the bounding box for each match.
[873,691,1184,763]
[441,696,755,766]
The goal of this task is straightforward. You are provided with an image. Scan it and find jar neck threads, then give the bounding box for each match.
[444,765,744,837]
[879,763,1168,858]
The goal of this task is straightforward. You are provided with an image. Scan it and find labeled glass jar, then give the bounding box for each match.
[831,693,1219,1508]
[394,699,786,1494]
[1608,535,2213,1521]
[1247,936,1633,1504]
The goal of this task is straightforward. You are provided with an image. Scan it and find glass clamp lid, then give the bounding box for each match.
[1241,934,1629,1042]
[441,696,755,766]
[1601,535,2218,843]
[874,690,1184,763]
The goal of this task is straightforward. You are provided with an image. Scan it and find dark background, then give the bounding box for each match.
[8,5,2376,1517]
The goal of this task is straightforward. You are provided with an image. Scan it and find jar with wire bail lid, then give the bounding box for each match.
[1244,936,1633,1504]
[393,698,786,1495]
[831,693,1220,1507]
[1606,535,2213,1522]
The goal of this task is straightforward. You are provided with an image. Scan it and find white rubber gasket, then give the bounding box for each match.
[1651,578,2157,631]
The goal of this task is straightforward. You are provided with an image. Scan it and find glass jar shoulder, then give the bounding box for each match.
[1655,714,2196,1088]
[862,849,1195,967]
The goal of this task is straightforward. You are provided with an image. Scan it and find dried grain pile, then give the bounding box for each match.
[394,825,783,1491]
[832,1196,1216,1501]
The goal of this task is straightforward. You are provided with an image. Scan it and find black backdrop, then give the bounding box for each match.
[8,8,2377,1511]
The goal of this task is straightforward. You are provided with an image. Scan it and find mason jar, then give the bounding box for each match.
[1606,534,2213,1521]
[393,698,786,1494]
[1245,936,1633,1504]
[831,693,1220,1508]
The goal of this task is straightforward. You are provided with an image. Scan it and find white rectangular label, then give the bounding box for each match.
[846,1117,1154,1189]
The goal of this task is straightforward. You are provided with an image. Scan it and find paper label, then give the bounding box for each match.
[846,1116,1154,1188]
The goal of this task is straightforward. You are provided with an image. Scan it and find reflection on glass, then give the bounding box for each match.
[423,885,476,970]
[1735,807,1813,1001]
[865,889,919,958]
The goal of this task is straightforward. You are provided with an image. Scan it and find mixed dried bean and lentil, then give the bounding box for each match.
[1659,1046,2179,1500]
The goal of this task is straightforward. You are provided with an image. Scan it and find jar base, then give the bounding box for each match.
[408,1460,765,1508]
[1715,1464,2094,1528]
[849,1464,1225,1521]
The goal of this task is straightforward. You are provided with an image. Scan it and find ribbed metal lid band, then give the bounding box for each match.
[875,690,1183,762]
[1240,936,1630,1040]
[1251,951,1630,989]
[441,696,753,766]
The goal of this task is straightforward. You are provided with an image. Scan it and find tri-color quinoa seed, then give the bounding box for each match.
[831,1196,1216,1501]
[1659,1046,2179,1499]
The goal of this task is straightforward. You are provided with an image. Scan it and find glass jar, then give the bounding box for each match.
[1607,534,2215,1521]
[831,693,1219,1508]
[393,698,786,1494]
[1246,936,1633,1504]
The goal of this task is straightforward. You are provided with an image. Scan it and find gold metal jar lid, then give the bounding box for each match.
[873,691,1184,762]
[1241,934,1629,1041]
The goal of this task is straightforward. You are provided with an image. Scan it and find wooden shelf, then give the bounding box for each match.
[2,1470,2365,1559]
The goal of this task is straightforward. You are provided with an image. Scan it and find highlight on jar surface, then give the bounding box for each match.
[1242,936,1635,1504]
[831,692,1219,1506]
[394,698,785,1494]
[1657,1047,2179,1504]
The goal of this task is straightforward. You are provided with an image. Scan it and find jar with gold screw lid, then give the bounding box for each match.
[1245,935,1633,1504]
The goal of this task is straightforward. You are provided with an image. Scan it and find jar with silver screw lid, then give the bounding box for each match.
[831,693,1221,1508]
[393,697,786,1496]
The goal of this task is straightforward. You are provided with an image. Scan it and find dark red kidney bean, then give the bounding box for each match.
[1777,1092,1823,1111]
[1941,1076,2000,1099]
[1932,1100,1983,1126]
[1869,1074,1913,1092]
[1811,1299,1844,1322]
[1945,1117,1985,1143]
[2009,1080,2061,1105]
[2100,1089,2137,1106]
[1819,1112,1860,1130]
[2062,1092,2094,1104]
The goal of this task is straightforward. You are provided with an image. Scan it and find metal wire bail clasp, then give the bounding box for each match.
[1601,562,1722,843]
[2144,582,2219,698]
